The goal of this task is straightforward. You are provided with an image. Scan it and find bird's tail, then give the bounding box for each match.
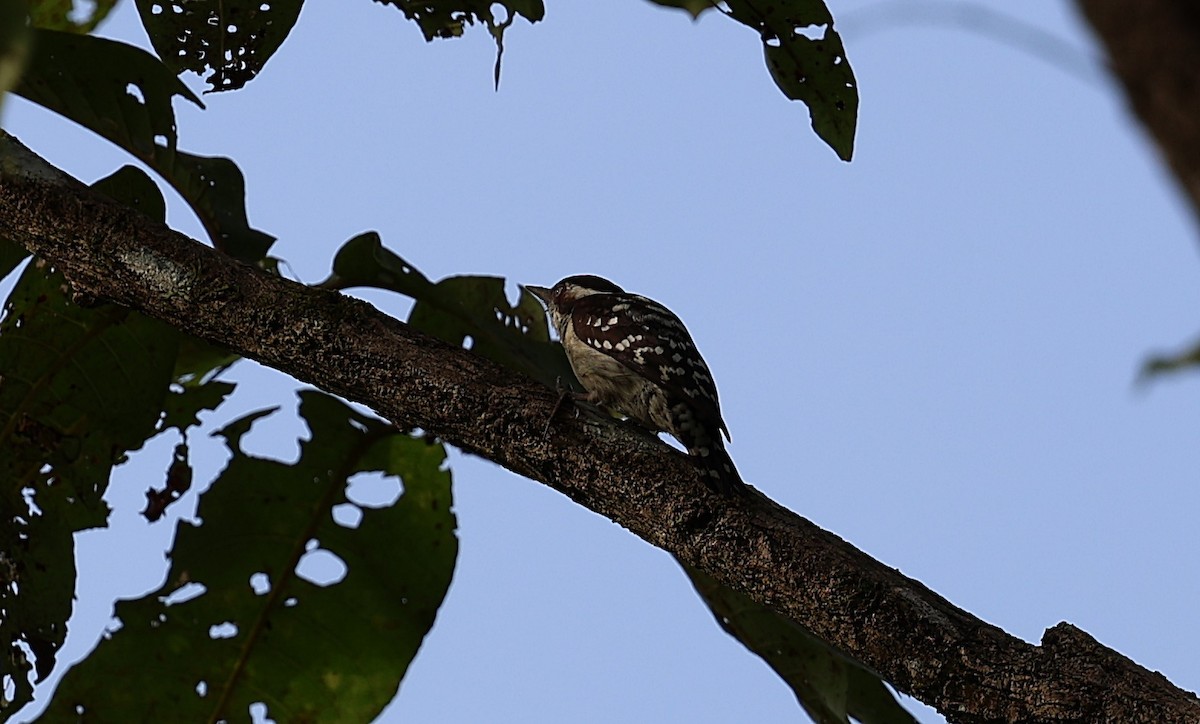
[690,443,746,497]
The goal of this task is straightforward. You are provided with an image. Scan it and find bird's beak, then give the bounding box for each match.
[523,284,553,306]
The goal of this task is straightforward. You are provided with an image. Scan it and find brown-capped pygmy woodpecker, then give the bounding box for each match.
[526,275,745,496]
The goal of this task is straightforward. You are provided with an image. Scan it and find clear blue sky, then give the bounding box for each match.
[8,1,1200,722]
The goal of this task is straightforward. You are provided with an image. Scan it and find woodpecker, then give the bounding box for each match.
[525,275,745,496]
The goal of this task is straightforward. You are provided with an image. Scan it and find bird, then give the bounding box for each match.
[525,275,745,495]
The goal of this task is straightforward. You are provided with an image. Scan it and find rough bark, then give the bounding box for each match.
[1076,1,1200,223]
[1,133,1197,722]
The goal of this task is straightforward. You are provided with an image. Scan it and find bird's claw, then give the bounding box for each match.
[543,376,573,437]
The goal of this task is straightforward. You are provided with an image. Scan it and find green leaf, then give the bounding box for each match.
[0,1,29,114]
[220,405,278,447]
[40,391,458,722]
[15,29,201,155]
[142,441,194,522]
[645,0,714,20]
[155,148,276,262]
[327,231,437,296]
[406,275,555,371]
[161,381,237,432]
[1140,336,1200,382]
[172,336,241,385]
[327,232,572,387]
[0,168,180,714]
[15,30,276,261]
[133,0,304,92]
[376,0,544,41]
[92,165,167,221]
[683,564,916,724]
[28,0,119,33]
[0,237,29,282]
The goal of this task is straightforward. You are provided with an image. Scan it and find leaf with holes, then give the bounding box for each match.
[328,232,571,387]
[0,168,180,715]
[375,0,543,85]
[134,0,303,92]
[684,564,916,724]
[406,275,556,375]
[15,30,275,261]
[39,391,457,722]
[15,29,200,155]
[376,0,543,41]
[653,0,857,160]
[728,0,857,160]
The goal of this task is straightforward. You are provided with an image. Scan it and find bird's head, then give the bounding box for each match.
[524,275,625,313]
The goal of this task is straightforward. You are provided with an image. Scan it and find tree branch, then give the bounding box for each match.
[1,132,1197,722]
[1076,1,1200,224]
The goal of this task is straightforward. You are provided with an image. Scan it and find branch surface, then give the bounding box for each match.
[1077,0,1200,223]
[1,133,1197,723]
